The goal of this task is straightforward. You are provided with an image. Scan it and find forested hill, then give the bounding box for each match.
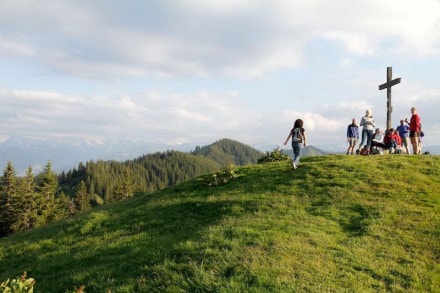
[191,138,263,165]
[60,138,263,202]
[59,150,221,201]
[1,138,263,238]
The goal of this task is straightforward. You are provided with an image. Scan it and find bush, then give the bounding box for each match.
[258,148,290,163]
[0,272,35,293]
[0,273,86,293]
[206,164,236,186]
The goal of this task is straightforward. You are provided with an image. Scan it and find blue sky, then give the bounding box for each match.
[1,0,439,151]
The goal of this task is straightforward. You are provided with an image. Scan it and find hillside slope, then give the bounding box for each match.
[191,138,263,166]
[1,155,439,292]
[59,138,262,202]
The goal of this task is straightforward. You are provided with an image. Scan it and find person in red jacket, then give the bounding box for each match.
[405,107,422,154]
[384,128,399,153]
[394,129,403,153]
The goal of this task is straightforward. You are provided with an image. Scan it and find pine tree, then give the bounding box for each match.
[0,162,18,236]
[58,191,75,216]
[113,169,133,201]
[75,180,91,212]
[104,185,113,204]
[12,167,38,232]
[35,161,58,226]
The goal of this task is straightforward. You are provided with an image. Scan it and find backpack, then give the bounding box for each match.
[292,128,303,143]
[359,147,369,156]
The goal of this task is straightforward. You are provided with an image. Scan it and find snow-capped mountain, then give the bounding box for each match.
[0,136,195,175]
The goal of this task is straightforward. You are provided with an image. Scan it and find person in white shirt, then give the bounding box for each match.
[358,109,375,154]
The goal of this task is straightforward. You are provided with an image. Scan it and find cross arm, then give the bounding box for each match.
[379,78,401,90]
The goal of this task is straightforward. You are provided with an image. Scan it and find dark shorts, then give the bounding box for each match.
[409,131,418,138]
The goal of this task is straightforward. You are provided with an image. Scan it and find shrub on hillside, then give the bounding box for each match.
[0,273,86,293]
[258,148,290,164]
[0,272,35,293]
[206,164,236,186]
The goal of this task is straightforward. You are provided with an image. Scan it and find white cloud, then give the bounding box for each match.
[0,1,440,150]
[323,31,376,56]
[1,1,438,79]
[0,88,257,142]
[0,35,35,57]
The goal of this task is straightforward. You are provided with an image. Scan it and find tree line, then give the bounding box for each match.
[0,161,68,237]
[0,139,263,237]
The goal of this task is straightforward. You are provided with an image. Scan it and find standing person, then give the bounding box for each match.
[418,131,424,154]
[283,119,307,169]
[396,120,410,154]
[357,109,375,154]
[405,107,422,154]
[346,118,359,155]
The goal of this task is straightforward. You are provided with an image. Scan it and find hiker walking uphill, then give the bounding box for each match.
[284,118,307,170]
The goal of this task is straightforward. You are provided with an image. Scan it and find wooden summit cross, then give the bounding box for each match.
[379,66,401,130]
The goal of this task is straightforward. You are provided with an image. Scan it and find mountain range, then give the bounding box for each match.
[0,137,196,175]
[1,136,437,175]
[0,137,271,175]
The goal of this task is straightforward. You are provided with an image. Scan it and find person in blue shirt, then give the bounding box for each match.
[396,119,410,154]
[346,118,359,155]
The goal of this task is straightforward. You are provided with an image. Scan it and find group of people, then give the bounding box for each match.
[282,106,423,171]
[346,107,423,155]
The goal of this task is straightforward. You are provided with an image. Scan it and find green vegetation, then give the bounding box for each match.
[204,164,237,186]
[191,138,263,166]
[1,155,439,292]
[58,138,261,204]
[257,147,290,163]
[1,139,262,238]
[0,162,68,237]
[0,272,35,293]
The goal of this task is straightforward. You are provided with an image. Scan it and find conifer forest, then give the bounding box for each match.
[0,139,262,237]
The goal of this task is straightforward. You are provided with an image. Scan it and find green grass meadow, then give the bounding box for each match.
[1,155,439,292]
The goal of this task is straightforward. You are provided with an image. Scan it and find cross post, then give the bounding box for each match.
[379,67,401,130]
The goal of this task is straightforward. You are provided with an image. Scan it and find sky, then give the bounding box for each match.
[1,0,440,152]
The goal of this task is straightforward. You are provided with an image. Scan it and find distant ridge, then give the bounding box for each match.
[0,137,194,175]
[57,138,264,203]
[191,138,263,166]
[282,145,328,158]
[1,135,437,176]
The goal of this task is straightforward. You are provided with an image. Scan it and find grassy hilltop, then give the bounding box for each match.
[1,155,439,292]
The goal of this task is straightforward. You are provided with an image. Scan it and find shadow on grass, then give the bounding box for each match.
[306,200,379,237]
[339,204,377,236]
[2,195,238,292]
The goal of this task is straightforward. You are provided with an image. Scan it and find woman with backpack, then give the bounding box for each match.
[283,118,307,169]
